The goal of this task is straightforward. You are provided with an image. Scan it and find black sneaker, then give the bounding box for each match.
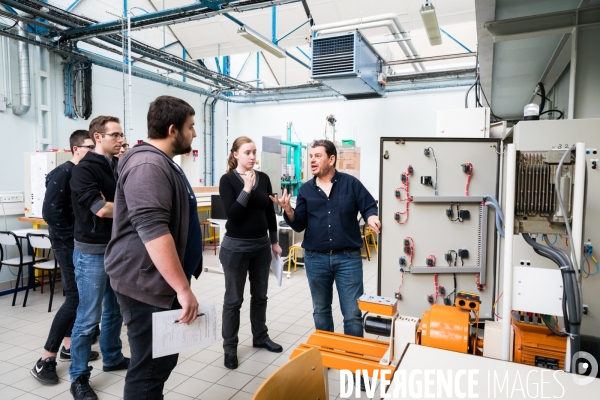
[102,357,130,372]
[70,375,97,400]
[31,357,58,384]
[59,347,100,362]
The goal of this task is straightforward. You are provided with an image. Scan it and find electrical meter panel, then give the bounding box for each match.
[379,138,501,320]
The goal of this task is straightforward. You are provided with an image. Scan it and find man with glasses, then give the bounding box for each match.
[271,139,381,339]
[69,116,129,400]
[31,131,98,385]
[115,138,129,159]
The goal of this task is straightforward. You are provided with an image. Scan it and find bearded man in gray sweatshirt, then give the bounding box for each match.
[105,95,203,399]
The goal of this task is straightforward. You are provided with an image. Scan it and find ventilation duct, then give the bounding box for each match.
[311,32,384,100]
[12,22,31,116]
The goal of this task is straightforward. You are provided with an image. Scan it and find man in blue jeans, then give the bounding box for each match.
[69,116,129,400]
[271,139,381,338]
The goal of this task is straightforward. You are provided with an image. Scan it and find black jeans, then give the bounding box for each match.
[115,292,179,400]
[219,245,272,354]
[44,242,78,353]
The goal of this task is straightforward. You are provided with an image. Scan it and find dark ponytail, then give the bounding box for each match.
[226,136,254,172]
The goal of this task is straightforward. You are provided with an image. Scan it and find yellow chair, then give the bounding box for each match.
[252,347,327,400]
[287,243,303,274]
[364,227,378,254]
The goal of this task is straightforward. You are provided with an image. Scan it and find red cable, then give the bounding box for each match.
[463,163,473,196]
[476,273,487,291]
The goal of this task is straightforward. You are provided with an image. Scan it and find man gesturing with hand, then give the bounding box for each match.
[270,139,380,339]
[105,96,203,399]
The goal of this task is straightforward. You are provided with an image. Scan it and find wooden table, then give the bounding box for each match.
[18,217,47,229]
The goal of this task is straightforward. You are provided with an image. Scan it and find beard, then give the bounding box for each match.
[172,131,192,155]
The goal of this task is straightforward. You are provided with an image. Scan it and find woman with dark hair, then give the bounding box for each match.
[218,136,283,369]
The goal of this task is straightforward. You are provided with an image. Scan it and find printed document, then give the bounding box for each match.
[152,300,217,358]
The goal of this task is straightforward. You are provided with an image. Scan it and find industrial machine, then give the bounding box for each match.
[417,291,482,355]
[376,118,600,377]
[280,122,306,196]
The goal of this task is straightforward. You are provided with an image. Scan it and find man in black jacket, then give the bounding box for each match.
[69,116,129,400]
[31,130,99,385]
[105,96,201,399]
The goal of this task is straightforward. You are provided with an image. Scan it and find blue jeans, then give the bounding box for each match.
[304,249,364,337]
[69,249,125,381]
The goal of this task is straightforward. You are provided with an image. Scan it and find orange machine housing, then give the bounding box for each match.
[417,292,482,354]
[512,316,567,370]
[417,304,470,353]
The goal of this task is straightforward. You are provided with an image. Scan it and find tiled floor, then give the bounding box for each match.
[0,249,381,400]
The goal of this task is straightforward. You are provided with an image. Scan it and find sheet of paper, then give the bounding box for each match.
[152,300,217,359]
[270,252,284,287]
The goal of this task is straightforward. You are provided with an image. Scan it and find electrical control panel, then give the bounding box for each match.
[379,138,500,320]
[503,119,600,335]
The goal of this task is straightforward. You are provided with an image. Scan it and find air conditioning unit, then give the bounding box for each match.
[311,31,384,100]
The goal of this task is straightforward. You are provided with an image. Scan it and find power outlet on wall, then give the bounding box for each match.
[0,192,24,203]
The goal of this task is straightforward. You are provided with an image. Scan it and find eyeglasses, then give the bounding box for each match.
[79,145,95,150]
[101,132,125,139]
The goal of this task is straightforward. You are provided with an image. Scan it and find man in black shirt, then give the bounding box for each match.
[69,116,129,400]
[31,130,98,385]
[271,140,380,338]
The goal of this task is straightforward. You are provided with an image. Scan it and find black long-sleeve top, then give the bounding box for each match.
[42,161,75,245]
[284,170,378,252]
[219,170,278,244]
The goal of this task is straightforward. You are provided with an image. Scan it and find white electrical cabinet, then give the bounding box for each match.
[502,119,600,335]
[24,152,72,218]
[378,138,501,320]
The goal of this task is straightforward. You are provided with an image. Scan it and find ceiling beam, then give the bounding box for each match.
[484,5,600,42]
[527,0,592,102]
[56,0,303,42]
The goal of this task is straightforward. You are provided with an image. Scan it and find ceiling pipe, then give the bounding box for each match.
[12,21,31,116]
[312,13,425,71]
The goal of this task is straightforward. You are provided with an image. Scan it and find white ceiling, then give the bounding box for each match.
[150,0,476,58]
[147,0,476,85]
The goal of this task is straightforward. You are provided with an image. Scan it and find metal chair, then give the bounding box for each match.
[287,243,304,276]
[0,231,45,306]
[25,233,58,312]
[201,221,219,255]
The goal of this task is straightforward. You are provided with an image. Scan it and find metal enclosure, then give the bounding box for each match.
[24,152,72,218]
[378,138,500,320]
[311,32,383,99]
[502,119,600,335]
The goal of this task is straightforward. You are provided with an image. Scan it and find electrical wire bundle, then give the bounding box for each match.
[483,195,505,237]
[521,146,583,373]
[580,243,599,278]
[64,60,92,119]
[394,165,413,225]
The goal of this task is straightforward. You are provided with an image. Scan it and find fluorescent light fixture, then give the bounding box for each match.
[420,1,442,46]
[237,26,287,58]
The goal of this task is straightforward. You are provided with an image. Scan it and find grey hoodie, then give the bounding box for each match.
[105,142,191,309]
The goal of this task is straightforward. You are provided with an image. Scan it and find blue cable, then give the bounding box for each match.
[582,246,599,277]
[484,199,505,237]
